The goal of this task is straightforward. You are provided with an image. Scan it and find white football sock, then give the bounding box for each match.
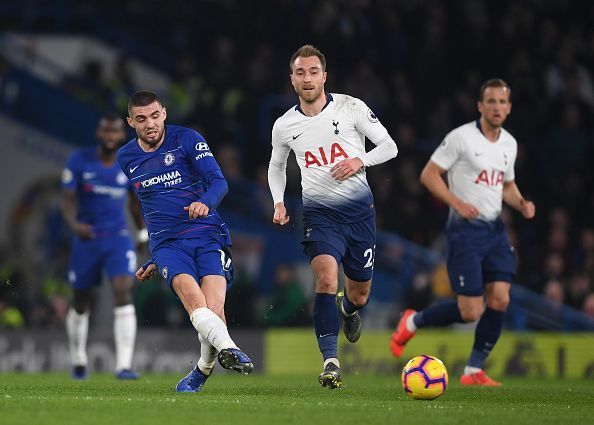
[197,333,217,375]
[464,366,482,375]
[114,304,137,371]
[324,358,340,368]
[190,308,237,352]
[406,312,418,332]
[66,308,89,366]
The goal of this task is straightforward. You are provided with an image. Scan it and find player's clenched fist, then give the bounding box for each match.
[520,199,535,219]
[184,201,209,219]
[330,158,364,181]
[273,202,290,225]
[136,263,157,282]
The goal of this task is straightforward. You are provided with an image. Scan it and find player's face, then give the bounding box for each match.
[478,87,512,129]
[127,101,167,147]
[290,56,327,103]
[96,119,125,152]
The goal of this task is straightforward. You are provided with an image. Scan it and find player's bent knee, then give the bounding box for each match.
[487,296,510,311]
[315,275,338,293]
[459,305,484,322]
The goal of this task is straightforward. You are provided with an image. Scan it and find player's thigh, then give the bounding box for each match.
[68,238,103,291]
[171,273,207,314]
[153,240,200,288]
[310,253,340,294]
[201,275,228,317]
[343,217,376,283]
[445,232,484,297]
[194,242,235,290]
[482,230,516,287]
[302,217,347,263]
[104,235,137,278]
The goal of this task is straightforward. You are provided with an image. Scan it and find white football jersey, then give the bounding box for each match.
[431,120,517,222]
[270,93,390,222]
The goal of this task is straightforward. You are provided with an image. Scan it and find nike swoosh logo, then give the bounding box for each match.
[129,165,140,173]
[318,333,333,338]
[292,133,303,140]
[474,152,484,157]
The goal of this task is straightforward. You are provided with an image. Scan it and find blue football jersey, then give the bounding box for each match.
[61,147,130,238]
[116,125,232,251]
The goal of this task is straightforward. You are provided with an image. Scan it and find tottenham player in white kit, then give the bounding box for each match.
[268,45,398,388]
[391,79,535,386]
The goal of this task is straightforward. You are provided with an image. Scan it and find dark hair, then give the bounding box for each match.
[290,44,326,72]
[128,90,162,116]
[479,79,511,101]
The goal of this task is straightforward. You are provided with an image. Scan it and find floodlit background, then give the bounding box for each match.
[0,0,593,376]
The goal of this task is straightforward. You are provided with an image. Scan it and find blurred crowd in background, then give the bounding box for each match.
[1,0,593,329]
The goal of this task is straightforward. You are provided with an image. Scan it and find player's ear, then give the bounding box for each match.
[162,107,167,121]
[322,71,327,84]
[126,116,135,128]
[477,100,484,114]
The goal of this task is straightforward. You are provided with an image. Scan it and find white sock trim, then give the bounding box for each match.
[406,312,417,332]
[464,366,482,375]
[324,358,340,368]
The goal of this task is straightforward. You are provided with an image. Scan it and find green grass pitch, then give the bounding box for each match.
[1,373,592,425]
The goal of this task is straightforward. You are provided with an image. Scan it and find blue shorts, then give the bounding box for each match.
[68,234,136,290]
[152,237,234,289]
[445,218,515,296]
[301,213,376,282]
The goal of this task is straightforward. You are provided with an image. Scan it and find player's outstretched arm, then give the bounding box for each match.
[502,181,535,219]
[420,160,479,219]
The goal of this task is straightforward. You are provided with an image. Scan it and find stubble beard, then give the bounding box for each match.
[139,127,164,147]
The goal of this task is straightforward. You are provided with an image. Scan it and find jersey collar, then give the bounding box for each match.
[475,118,502,142]
[295,93,333,116]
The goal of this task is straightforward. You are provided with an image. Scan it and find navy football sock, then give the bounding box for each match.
[467,307,504,369]
[313,293,340,360]
[413,302,463,328]
[341,291,366,315]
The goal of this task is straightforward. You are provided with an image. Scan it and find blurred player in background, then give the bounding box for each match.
[61,113,147,380]
[391,79,536,386]
[118,91,253,393]
[268,45,398,389]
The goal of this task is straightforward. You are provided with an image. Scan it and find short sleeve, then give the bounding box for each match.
[61,151,80,190]
[430,131,464,171]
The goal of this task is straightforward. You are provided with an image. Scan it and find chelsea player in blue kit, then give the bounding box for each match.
[118,91,253,393]
[61,113,146,380]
